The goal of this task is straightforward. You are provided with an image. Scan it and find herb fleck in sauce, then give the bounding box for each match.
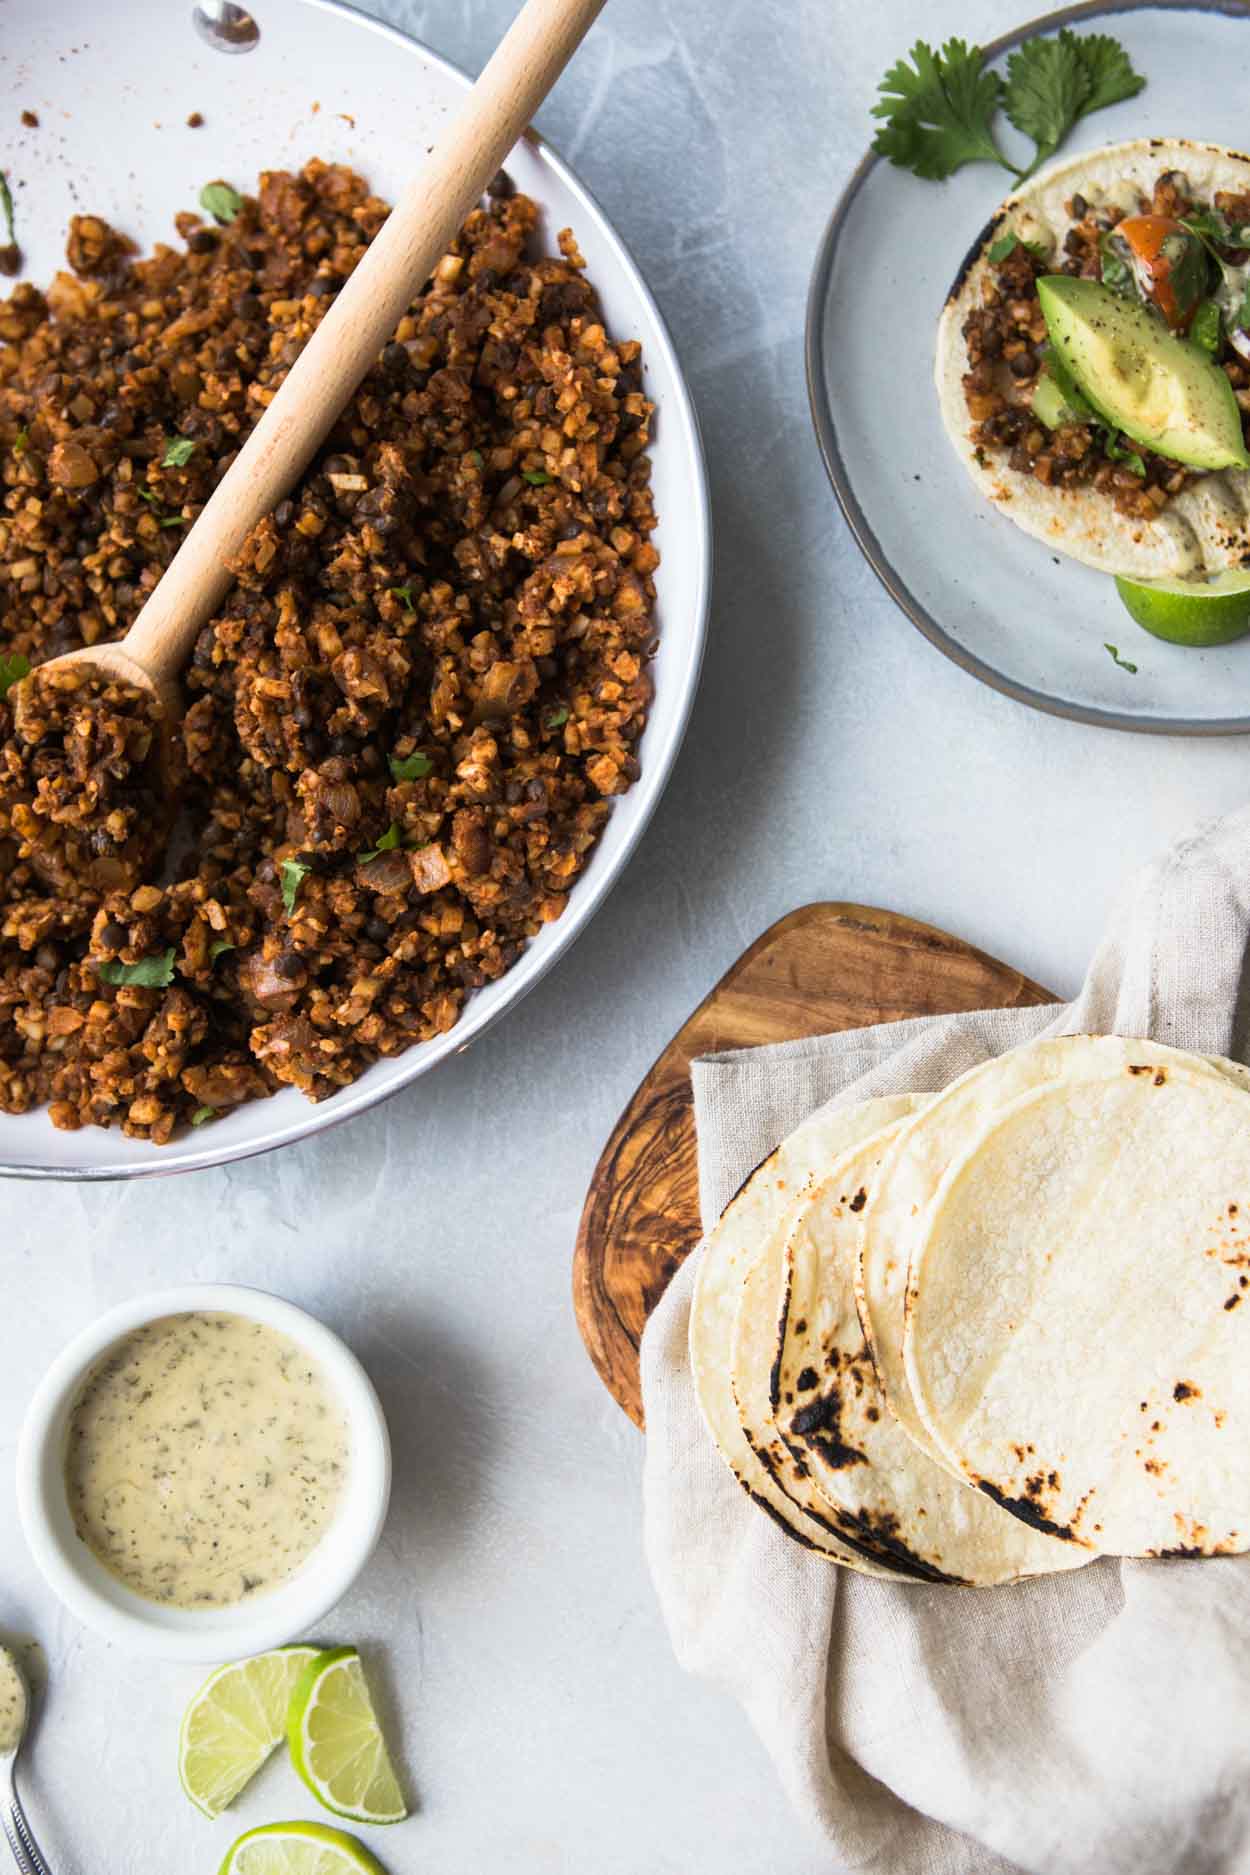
[64,1312,349,1609]
[0,1649,26,1754]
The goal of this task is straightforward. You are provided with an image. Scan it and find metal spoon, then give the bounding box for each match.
[0,1648,51,1875]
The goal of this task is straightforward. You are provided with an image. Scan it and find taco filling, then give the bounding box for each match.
[961,168,1250,524]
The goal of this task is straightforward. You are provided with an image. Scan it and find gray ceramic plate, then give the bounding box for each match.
[808,0,1250,734]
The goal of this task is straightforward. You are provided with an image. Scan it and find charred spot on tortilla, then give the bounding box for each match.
[946,207,1008,306]
[788,1388,868,1471]
[796,1366,819,1393]
[976,1479,1087,1545]
[768,1268,792,1412]
[1225,1293,1243,1310]
[833,1503,968,1586]
[1173,1381,1200,1402]
[848,1187,868,1214]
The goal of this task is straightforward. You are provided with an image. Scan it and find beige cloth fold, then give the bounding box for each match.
[642,806,1250,1875]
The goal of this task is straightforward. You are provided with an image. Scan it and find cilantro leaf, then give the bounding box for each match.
[1102,431,1147,477]
[0,651,30,699]
[1004,34,1090,174]
[12,427,28,458]
[388,585,416,614]
[208,937,235,962]
[543,705,570,730]
[199,181,243,225]
[190,1105,218,1126]
[162,437,197,468]
[97,947,176,989]
[872,40,1009,181]
[388,751,433,781]
[358,822,402,864]
[522,468,554,486]
[1070,31,1146,117]
[1182,209,1232,249]
[0,171,13,246]
[1105,643,1138,673]
[279,857,311,915]
[987,232,1050,265]
[1005,31,1145,181]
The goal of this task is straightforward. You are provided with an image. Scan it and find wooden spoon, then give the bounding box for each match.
[13,0,607,732]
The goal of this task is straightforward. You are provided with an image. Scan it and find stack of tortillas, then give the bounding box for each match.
[690,1033,1250,1586]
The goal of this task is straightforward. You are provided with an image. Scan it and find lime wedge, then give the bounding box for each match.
[180,1645,320,1819]
[1114,569,1250,646]
[287,1647,407,1826]
[217,1821,388,1875]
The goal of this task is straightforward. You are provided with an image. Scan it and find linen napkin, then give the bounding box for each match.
[642,804,1250,1875]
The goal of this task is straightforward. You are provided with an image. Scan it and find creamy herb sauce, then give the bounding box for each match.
[0,1649,26,1755]
[64,1312,350,1609]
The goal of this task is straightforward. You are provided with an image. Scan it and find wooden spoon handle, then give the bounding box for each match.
[124,0,608,685]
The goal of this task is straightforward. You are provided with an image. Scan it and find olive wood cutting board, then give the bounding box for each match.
[572,902,1055,1426]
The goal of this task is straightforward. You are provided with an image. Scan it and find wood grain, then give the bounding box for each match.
[573,903,1055,1426]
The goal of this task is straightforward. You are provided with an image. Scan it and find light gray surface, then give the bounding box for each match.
[4,0,1250,1868]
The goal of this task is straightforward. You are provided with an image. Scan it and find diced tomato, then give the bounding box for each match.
[1115,214,1204,330]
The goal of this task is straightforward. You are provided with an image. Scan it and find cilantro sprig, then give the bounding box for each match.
[872,31,1144,184]
[0,171,14,246]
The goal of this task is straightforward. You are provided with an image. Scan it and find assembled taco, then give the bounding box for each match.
[936,139,1250,576]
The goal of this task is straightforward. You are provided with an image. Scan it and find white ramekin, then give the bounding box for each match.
[16,1284,391,1662]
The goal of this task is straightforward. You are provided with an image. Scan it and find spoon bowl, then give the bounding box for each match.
[0,1646,51,1875]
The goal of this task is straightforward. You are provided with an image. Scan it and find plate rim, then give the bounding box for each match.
[0,0,712,1180]
[805,0,1250,737]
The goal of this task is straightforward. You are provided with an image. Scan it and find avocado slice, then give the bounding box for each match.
[1032,357,1096,430]
[1036,275,1250,472]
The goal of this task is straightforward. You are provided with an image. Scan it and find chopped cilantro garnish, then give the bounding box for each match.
[208,938,235,962]
[279,857,311,915]
[199,181,243,225]
[544,705,570,730]
[987,232,1048,265]
[522,469,553,485]
[97,947,176,988]
[468,449,484,468]
[1102,431,1146,477]
[0,651,30,699]
[0,171,14,246]
[12,427,28,458]
[159,513,187,528]
[388,585,416,613]
[388,751,433,781]
[190,1105,218,1126]
[872,30,1144,184]
[358,822,402,864]
[162,437,197,468]
[1104,643,1138,673]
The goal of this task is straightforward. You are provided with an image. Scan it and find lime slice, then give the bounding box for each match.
[287,1646,407,1826]
[217,1821,388,1875]
[180,1645,320,1819]
[1114,569,1250,646]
